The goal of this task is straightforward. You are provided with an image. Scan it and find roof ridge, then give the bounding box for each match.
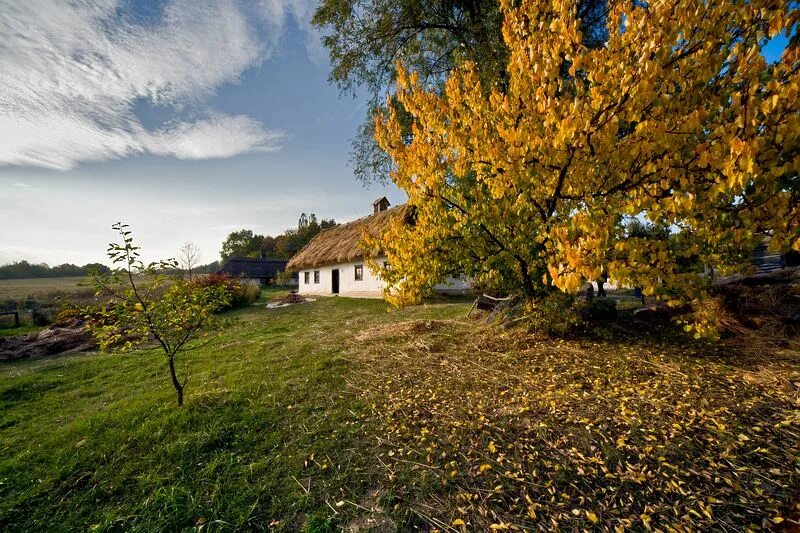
[286,203,407,271]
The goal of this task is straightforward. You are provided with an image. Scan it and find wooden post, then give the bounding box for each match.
[466,297,479,318]
[0,311,20,328]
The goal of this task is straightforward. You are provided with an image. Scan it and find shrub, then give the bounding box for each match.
[239,280,260,306]
[275,269,295,287]
[578,298,618,322]
[31,308,52,326]
[527,291,580,336]
[191,274,258,310]
[53,307,84,325]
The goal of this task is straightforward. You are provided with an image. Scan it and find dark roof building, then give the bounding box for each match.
[217,257,288,285]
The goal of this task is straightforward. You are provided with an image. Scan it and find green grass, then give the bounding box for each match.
[0,325,40,338]
[0,296,466,531]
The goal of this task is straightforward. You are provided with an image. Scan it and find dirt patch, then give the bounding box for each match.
[345,488,397,532]
[355,319,457,343]
[0,319,96,361]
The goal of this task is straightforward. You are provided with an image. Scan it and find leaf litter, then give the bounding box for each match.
[346,319,799,531]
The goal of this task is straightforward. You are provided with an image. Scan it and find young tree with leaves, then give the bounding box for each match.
[86,223,232,406]
[369,0,799,317]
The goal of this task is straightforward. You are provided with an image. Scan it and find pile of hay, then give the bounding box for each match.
[711,267,800,362]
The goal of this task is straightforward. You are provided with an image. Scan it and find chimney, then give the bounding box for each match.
[373,197,390,214]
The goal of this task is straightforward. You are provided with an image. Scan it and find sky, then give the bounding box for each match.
[0,0,405,266]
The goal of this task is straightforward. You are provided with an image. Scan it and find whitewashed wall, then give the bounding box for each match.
[298,256,471,298]
[298,258,386,298]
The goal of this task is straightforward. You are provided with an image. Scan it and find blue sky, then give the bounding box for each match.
[0,1,792,266]
[0,0,404,266]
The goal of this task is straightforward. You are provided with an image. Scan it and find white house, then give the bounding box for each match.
[287,198,471,298]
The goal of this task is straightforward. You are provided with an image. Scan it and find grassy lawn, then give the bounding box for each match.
[0,295,464,531]
[1,295,798,531]
[0,325,41,338]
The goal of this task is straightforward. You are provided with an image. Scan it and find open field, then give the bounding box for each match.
[1,296,798,531]
[0,277,91,301]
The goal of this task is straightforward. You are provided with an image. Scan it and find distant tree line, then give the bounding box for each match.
[0,260,111,280]
[220,213,336,261]
[4,212,335,280]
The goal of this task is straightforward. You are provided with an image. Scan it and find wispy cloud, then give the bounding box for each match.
[257,0,327,64]
[0,0,319,170]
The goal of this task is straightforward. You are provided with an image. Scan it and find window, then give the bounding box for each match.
[314,270,320,284]
[354,264,363,281]
[304,272,310,284]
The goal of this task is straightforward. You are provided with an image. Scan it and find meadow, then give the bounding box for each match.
[0,276,91,301]
[0,294,797,531]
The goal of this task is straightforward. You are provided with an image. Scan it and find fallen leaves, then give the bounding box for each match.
[350,320,800,530]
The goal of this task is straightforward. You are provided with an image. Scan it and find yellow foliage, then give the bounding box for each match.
[371,0,800,310]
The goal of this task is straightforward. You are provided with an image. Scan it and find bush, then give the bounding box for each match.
[53,307,84,325]
[275,269,296,287]
[578,297,618,322]
[31,308,53,326]
[238,280,260,306]
[191,274,259,310]
[528,291,580,336]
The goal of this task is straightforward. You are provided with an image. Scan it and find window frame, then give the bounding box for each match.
[304,271,310,284]
[354,264,363,281]
[313,270,320,284]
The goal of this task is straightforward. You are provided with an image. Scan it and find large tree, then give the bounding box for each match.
[368,0,799,311]
[313,0,609,184]
[221,215,337,261]
[220,230,265,261]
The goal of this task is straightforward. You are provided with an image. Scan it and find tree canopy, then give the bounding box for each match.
[368,0,799,314]
[0,260,110,279]
[313,0,609,184]
[220,214,336,261]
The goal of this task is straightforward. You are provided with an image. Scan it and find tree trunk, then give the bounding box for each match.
[168,355,184,406]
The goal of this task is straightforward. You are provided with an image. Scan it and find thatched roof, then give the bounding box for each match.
[218,257,287,278]
[287,205,407,270]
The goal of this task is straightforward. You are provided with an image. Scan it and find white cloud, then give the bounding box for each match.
[0,0,320,170]
[145,115,285,160]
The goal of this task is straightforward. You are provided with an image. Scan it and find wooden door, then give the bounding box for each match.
[332,269,340,294]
